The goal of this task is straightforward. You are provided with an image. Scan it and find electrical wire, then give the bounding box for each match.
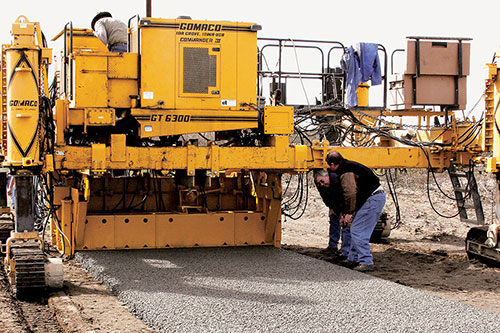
[36,173,71,258]
[418,144,477,219]
[384,169,401,229]
[283,89,487,223]
[289,38,311,110]
[282,172,310,220]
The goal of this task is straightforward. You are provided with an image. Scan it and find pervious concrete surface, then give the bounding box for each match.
[75,247,500,333]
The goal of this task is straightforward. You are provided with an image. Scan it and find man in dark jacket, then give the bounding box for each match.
[326,151,385,272]
[313,169,351,258]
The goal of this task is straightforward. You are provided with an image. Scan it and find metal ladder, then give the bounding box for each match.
[448,164,484,224]
[482,78,494,152]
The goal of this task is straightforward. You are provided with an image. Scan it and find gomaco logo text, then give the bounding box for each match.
[9,99,38,107]
[179,23,222,32]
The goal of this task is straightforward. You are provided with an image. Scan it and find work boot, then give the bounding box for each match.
[339,259,358,269]
[353,264,375,272]
[320,247,340,255]
[326,254,347,264]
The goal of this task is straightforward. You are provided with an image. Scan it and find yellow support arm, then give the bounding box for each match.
[50,142,446,172]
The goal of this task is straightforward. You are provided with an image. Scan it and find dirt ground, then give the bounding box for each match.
[0,253,155,332]
[282,170,500,314]
[0,170,499,332]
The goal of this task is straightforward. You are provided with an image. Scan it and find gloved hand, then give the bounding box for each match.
[340,214,353,227]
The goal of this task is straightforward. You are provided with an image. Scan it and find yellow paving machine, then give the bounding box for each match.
[0,10,498,296]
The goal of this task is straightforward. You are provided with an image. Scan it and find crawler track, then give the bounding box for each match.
[9,241,46,298]
[466,226,500,267]
[0,214,13,245]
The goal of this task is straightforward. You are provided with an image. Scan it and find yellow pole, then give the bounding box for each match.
[356,82,369,107]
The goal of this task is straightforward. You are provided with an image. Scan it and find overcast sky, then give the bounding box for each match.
[1,0,497,119]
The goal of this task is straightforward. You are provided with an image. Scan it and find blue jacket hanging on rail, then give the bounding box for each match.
[341,42,381,107]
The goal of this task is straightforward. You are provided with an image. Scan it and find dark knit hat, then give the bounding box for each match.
[91,12,112,30]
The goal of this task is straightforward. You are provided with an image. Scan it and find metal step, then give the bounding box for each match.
[461,219,479,224]
[448,172,468,178]
[448,164,484,225]
[460,203,475,210]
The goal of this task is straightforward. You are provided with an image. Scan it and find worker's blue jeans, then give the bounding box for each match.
[347,192,386,265]
[329,214,351,256]
[111,43,127,53]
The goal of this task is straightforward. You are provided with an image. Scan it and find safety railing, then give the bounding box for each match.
[258,38,388,110]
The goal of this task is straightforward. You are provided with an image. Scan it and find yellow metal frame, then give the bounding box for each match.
[50,140,466,172]
[263,106,294,135]
[71,212,278,251]
[52,170,283,255]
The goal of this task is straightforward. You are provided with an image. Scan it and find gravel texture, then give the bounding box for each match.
[75,247,500,333]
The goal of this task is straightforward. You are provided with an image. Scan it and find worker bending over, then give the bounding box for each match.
[314,169,351,259]
[326,151,385,272]
[91,11,128,52]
